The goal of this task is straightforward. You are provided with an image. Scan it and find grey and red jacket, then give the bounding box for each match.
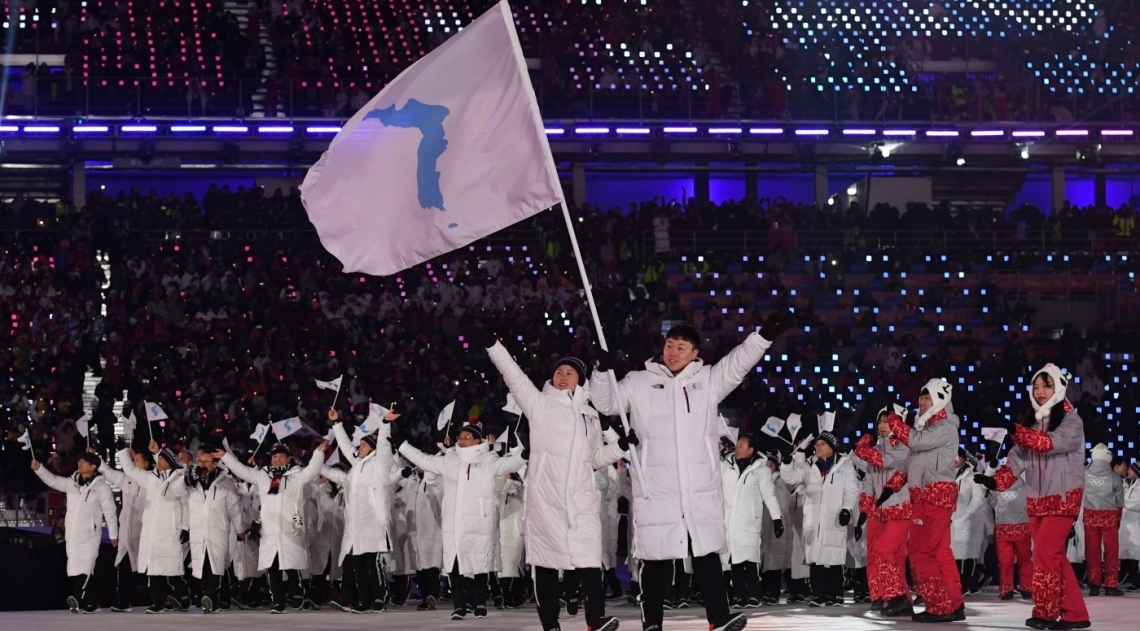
[987,475,1030,540]
[887,410,960,512]
[1083,459,1124,528]
[992,405,1085,518]
[853,433,911,521]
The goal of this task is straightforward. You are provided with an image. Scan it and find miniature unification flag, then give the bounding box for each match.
[300,1,562,276]
[144,402,168,422]
[272,417,303,439]
[502,393,522,417]
[315,376,342,392]
[786,413,802,440]
[19,429,32,451]
[250,423,270,443]
[75,415,90,438]
[760,416,785,439]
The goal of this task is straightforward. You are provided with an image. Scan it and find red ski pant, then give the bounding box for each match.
[868,518,910,601]
[1084,523,1120,588]
[907,503,963,615]
[1029,516,1089,623]
[997,537,1033,597]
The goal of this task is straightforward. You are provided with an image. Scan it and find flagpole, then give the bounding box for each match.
[557,201,649,498]
[330,375,343,410]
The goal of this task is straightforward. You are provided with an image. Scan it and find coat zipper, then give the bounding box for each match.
[682,386,690,413]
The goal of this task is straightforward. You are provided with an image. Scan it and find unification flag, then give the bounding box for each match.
[502,393,522,417]
[786,413,802,440]
[300,0,562,276]
[760,416,786,439]
[75,415,90,438]
[315,376,343,392]
[123,412,137,439]
[144,402,168,422]
[436,401,457,431]
[272,417,303,440]
[19,429,31,451]
[358,403,390,436]
[250,423,270,444]
[981,427,1009,445]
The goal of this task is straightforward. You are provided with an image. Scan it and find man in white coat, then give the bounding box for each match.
[180,443,245,613]
[951,450,986,595]
[402,464,445,610]
[321,407,397,613]
[397,422,526,621]
[31,451,119,614]
[720,434,783,609]
[474,325,626,631]
[779,431,860,607]
[117,442,191,613]
[101,449,149,612]
[213,440,330,613]
[760,450,793,605]
[591,314,792,631]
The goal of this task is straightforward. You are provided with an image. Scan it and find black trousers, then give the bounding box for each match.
[114,559,136,608]
[760,569,783,600]
[640,551,731,628]
[809,564,844,602]
[71,574,94,608]
[535,566,606,630]
[416,567,441,600]
[201,555,222,604]
[449,560,488,611]
[604,567,624,597]
[958,559,978,593]
[787,575,809,596]
[266,555,302,608]
[148,574,190,609]
[730,561,762,601]
[341,552,378,609]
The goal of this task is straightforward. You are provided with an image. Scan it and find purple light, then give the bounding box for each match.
[1101,129,1133,137]
[925,130,960,137]
[258,126,295,134]
[306,126,342,133]
[24,125,60,133]
[883,129,916,137]
[795,129,830,136]
[121,125,158,133]
[664,126,699,133]
[575,127,610,134]
[72,125,110,133]
[842,129,876,136]
[170,125,207,133]
[1011,130,1045,138]
[0,125,18,133]
[213,125,249,133]
[1055,129,1089,137]
[615,127,651,135]
[544,127,566,135]
[708,127,743,134]
[970,130,1005,138]
[749,127,783,135]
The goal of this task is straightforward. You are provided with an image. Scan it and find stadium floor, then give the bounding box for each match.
[2,590,1138,631]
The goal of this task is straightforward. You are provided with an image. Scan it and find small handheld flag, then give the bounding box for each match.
[272,417,303,440]
[19,429,31,451]
[502,393,522,417]
[786,413,803,440]
[437,401,456,432]
[75,414,90,438]
[760,416,794,446]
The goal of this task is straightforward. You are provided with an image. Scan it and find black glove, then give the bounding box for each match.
[520,446,530,461]
[1068,526,1076,541]
[180,529,190,544]
[507,425,519,449]
[773,519,784,539]
[839,509,851,526]
[759,309,794,341]
[857,512,868,528]
[875,487,894,507]
[462,322,496,349]
[598,415,612,432]
[974,474,997,490]
[625,428,639,447]
[986,459,999,470]
[595,348,615,373]
[782,452,794,465]
[854,525,863,541]
[401,467,413,478]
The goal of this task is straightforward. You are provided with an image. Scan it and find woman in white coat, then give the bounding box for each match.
[720,434,783,608]
[214,440,330,613]
[101,449,149,612]
[32,451,119,614]
[229,478,262,609]
[760,451,793,605]
[498,473,527,607]
[117,442,191,614]
[320,408,396,613]
[951,450,986,594]
[779,431,860,607]
[403,465,445,610]
[477,329,625,631]
[398,422,526,621]
[180,443,245,613]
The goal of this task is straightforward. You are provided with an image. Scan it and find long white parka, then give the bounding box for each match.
[101,467,145,571]
[590,332,775,560]
[320,421,396,564]
[951,465,986,560]
[1121,479,1140,561]
[220,450,325,571]
[230,480,261,580]
[398,441,526,576]
[181,470,245,579]
[499,476,526,578]
[117,449,187,576]
[720,454,783,564]
[780,453,859,567]
[487,342,625,569]
[399,468,444,571]
[34,467,119,576]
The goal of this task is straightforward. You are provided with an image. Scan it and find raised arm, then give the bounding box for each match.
[331,422,359,467]
[296,447,329,485]
[487,342,545,420]
[780,454,808,488]
[890,414,957,452]
[117,449,156,489]
[34,466,77,494]
[220,452,269,487]
[588,370,632,417]
[709,332,774,402]
[321,466,348,486]
[493,447,527,476]
[101,466,128,489]
[398,443,444,476]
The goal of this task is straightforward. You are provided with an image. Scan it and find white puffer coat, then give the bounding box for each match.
[488,342,625,570]
[311,478,345,579]
[117,449,186,577]
[181,471,244,579]
[780,453,859,567]
[597,462,622,570]
[398,441,526,575]
[35,467,119,576]
[400,468,444,571]
[761,469,793,571]
[101,467,145,570]
[220,450,325,571]
[720,455,782,565]
[320,422,395,564]
[1121,480,1140,561]
[590,332,775,560]
[499,476,526,578]
[230,480,261,580]
[951,465,986,560]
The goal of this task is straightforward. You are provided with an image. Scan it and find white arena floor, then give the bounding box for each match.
[1,590,1138,631]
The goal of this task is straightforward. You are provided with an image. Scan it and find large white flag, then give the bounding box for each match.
[300,0,563,276]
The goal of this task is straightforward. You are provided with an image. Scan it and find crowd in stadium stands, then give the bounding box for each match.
[2,186,1140,494]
